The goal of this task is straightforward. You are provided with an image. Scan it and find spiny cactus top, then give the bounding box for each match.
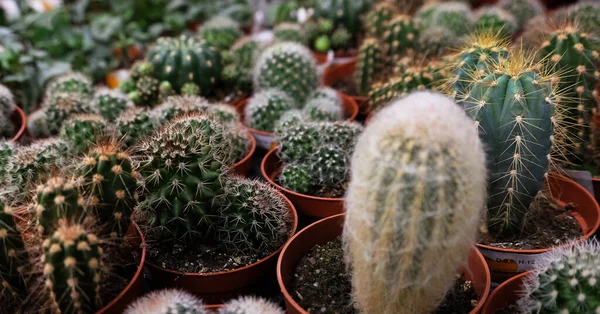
[0,140,15,179]
[0,197,28,301]
[343,91,487,314]
[34,176,85,237]
[474,6,517,37]
[245,89,294,133]
[555,1,600,34]
[44,72,94,98]
[116,107,157,148]
[303,96,343,122]
[428,2,473,37]
[498,0,544,30]
[253,42,319,105]
[147,35,223,95]
[152,95,212,124]
[219,295,285,314]
[383,15,420,62]
[364,2,398,38]
[45,91,96,135]
[355,38,383,97]
[273,23,308,45]
[199,16,241,50]
[518,240,600,314]
[124,288,208,314]
[93,90,131,121]
[312,0,371,33]
[59,114,110,155]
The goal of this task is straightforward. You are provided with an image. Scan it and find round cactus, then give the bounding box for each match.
[231,37,261,70]
[365,2,398,38]
[244,89,294,133]
[219,296,285,314]
[125,289,208,314]
[276,123,320,162]
[44,72,93,98]
[383,15,420,62]
[27,109,51,139]
[253,42,319,105]
[355,39,384,96]
[45,92,95,135]
[152,95,211,125]
[34,176,84,237]
[474,6,518,37]
[135,76,160,106]
[93,90,131,121]
[0,84,15,118]
[318,121,363,151]
[273,23,308,45]
[303,97,343,122]
[116,107,157,148]
[274,109,305,133]
[0,197,28,301]
[0,140,15,178]
[279,163,313,195]
[309,144,347,187]
[209,103,241,125]
[429,2,473,37]
[180,82,200,96]
[147,35,223,95]
[59,114,110,154]
[498,0,544,31]
[199,16,242,50]
[312,0,371,34]
[130,60,155,81]
[331,26,351,50]
[217,176,292,253]
[418,26,458,57]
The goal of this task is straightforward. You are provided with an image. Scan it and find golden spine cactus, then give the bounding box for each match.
[343,91,487,314]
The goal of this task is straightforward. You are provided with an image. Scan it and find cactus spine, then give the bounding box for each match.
[34,176,85,237]
[244,89,294,133]
[0,198,28,301]
[93,90,131,121]
[124,289,208,314]
[219,296,285,314]
[355,39,384,97]
[343,91,487,314]
[59,114,110,154]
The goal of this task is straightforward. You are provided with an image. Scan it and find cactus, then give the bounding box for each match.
[219,296,285,314]
[216,176,292,253]
[44,72,93,98]
[276,123,320,162]
[0,197,28,301]
[231,37,261,70]
[331,26,351,50]
[364,2,398,38]
[474,6,518,37]
[312,0,371,34]
[78,138,137,240]
[209,103,241,125]
[429,2,473,37]
[0,140,15,179]
[42,223,104,313]
[130,61,155,82]
[199,16,242,50]
[0,84,15,118]
[418,26,458,57]
[93,90,131,121]
[498,0,544,31]
[180,83,200,96]
[303,97,343,122]
[383,15,420,62]
[135,76,160,106]
[369,66,434,111]
[116,107,157,148]
[34,176,85,237]
[124,289,208,314]
[253,42,319,105]
[355,39,384,96]
[27,109,51,139]
[343,91,487,314]
[279,163,313,195]
[555,1,600,35]
[318,121,363,151]
[244,89,294,133]
[147,35,223,95]
[45,92,95,135]
[310,144,347,187]
[518,240,600,314]
[60,114,110,154]
[274,109,305,133]
[273,23,308,45]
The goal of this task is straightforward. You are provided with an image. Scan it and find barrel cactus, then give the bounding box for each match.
[355,39,384,96]
[474,6,518,37]
[45,92,95,135]
[318,121,363,151]
[279,163,313,195]
[44,72,93,98]
[60,114,110,154]
[418,26,458,57]
[429,2,473,37]
[364,2,398,38]
[310,144,347,187]
[273,23,308,45]
[34,176,85,237]
[498,0,544,31]
[556,1,600,34]
[244,89,294,133]
[219,296,285,314]
[152,95,211,125]
[343,91,487,314]
[312,0,371,34]
[0,197,28,301]
[303,97,343,122]
[383,15,420,62]
[276,123,320,162]
[116,107,157,148]
[93,90,131,120]
[125,289,208,314]
[199,16,241,50]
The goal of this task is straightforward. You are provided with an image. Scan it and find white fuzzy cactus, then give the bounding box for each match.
[219,296,285,314]
[343,91,487,314]
[124,289,208,314]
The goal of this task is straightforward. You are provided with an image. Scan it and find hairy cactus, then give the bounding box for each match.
[116,107,157,148]
[27,109,51,139]
[418,26,458,57]
[253,42,319,105]
[124,289,208,314]
[217,176,292,253]
[34,176,85,237]
[42,223,104,313]
[44,72,93,98]
[244,89,294,133]
[303,97,343,121]
[0,198,28,301]
[147,35,223,95]
[355,39,384,96]
[310,145,347,187]
[45,92,95,135]
[498,0,544,31]
[429,2,473,37]
[364,2,398,38]
[518,240,600,314]
[199,16,241,50]
[279,163,313,195]
[383,15,419,62]
[331,26,351,50]
[343,91,487,314]
[60,114,110,154]
[474,6,518,37]
[219,296,285,314]
[93,90,131,121]
[273,23,307,45]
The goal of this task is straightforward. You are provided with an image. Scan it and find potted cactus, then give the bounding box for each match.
[0,85,26,143]
[277,91,491,314]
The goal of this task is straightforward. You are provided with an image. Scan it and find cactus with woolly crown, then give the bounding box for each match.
[45,92,95,135]
[60,114,110,154]
[93,90,131,121]
[147,35,223,96]
[253,42,319,105]
[273,23,308,45]
[199,16,242,50]
[303,97,343,122]
[0,197,28,302]
[34,176,85,237]
[364,2,398,38]
[219,296,285,314]
[116,107,157,148]
[355,39,384,96]
[383,15,420,62]
[474,6,518,37]
[217,176,292,253]
[279,163,313,195]
[124,289,208,314]
[44,72,93,98]
[518,240,600,314]
[498,0,544,31]
[42,223,105,314]
[244,89,294,133]
[343,91,487,314]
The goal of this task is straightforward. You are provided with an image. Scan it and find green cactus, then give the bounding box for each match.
[343,91,487,314]
[180,82,200,96]
[273,23,308,45]
[199,16,242,50]
[314,35,331,53]
[0,140,15,179]
[318,121,363,151]
[274,109,305,133]
[34,176,85,237]
[276,123,319,162]
[42,223,104,314]
[219,296,285,314]
[279,163,313,194]
[152,95,211,125]
[429,2,473,37]
[93,91,131,121]
[474,6,518,37]
[518,240,600,314]
[44,72,93,98]
[302,20,320,44]
[124,289,208,314]
[310,144,347,187]
[60,114,110,154]
[364,2,398,38]
[231,37,261,70]
[0,85,15,119]
[253,42,319,105]
[135,76,160,106]
[383,15,420,62]
[0,197,28,301]
[116,107,157,148]
[130,61,155,82]
[418,26,458,57]
[27,108,51,139]
[120,79,137,94]
[331,26,351,50]
[369,66,434,111]
[147,35,223,95]
[498,0,544,31]
[158,81,176,101]
[355,39,384,96]
[217,176,292,253]
[45,92,95,135]
[244,89,294,133]
[209,103,241,125]
[312,0,371,34]
[303,97,343,121]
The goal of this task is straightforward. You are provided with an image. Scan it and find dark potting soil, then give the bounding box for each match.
[276,178,347,198]
[291,238,478,314]
[147,240,265,273]
[496,303,521,314]
[478,198,583,250]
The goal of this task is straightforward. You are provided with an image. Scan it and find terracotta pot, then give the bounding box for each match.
[205,304,223,310]
[231,131,256,176]
[145,192,298,304]
[481,272,530,314]
[312,51,357,65]
[477,174,600,285]
[261,146,343,218]
[277,214,491,314]
[10,106,26,143]
[235,92,359,150]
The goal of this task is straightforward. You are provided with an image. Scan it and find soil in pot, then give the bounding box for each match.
[290,238,479,314]
[478,198,583,250]
[275,177,347,199]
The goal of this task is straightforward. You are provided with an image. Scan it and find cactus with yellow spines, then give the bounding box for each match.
[364,2,398,38]
[59,114,110,155]
[343,91,487,314]
[34,176,85,237]
[0,196,28,303]
[383,15,419,63]
[125,289,208,314]
[355,39,384,97]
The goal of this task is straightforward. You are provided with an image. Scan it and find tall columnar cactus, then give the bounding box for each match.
[540,24,600,167]
[312,0,371,34]
[199,16,241,50]
[44,72,94,98]
[0,198,28,301]
[474,6,518,37]
[34,176,84,237]
[147,35,223,95]
[217,176,292,253]
[78,139,137,240]
[253,42,319,105]
[219,296,285,314]
[244,89,294,133]
[498,0,544,31]
[273,23,308,45]
[116,107,157,148]
[124,289,208,314]
[42,224,104,314]
[93,90,131,121]
[458,50,565,236]
[364,2,398,38]
[355,39,384,96]
[45,92,95,135]
[383,15,420,62]
[518,240,600,314]
[59,114,110,154]
[343,91,487,314]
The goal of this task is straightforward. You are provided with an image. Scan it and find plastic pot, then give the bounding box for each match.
[10,106,26,143]
[481,272,530,314]
[145,192,298,304]
[231,131,256,176]
[235,92,359,150]
[476,174,600,285]
[277,214,491,314]
[261,146,343,218]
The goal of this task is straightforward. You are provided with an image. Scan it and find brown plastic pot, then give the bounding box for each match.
[235,92,359,150]
[312,51,357,65]
[231,131,256,176]
[477,174,600,285]
[261,146,343,218]
[322,61,370,114]
[145,192,298,304]
[481,272,530,314]
[10,106,26,143]
[277,214,491,314]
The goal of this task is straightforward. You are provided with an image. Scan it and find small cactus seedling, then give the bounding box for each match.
[34,176,85,237]
[279,163,313,195]
[518,240,600,314]
[253,42,319,105]
[330,26,351,50]
[93,90,131,121]
[244,89,294,133]
[343,91,487,314]
[364,2,398,38]
[498,0,544,31]
[26,109,51,139]
[116,107,157,148]
[200,16,242,50]
[45,92,96,135]
[0,197,28,301]
[383,15,420,62]
[44,72,93,98]
[273,23,308,45]
[124,289,208,314]
[355,39,384,96]
[219,296,285,314]
[59,114,110,154]
[474,6,518,37]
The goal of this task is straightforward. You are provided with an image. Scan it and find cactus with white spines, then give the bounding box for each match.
[0,140,15,179]
[124,289,208,314]
[364,2,398,38]
[274,109,305,133]
[152,95,211,125]
[318,121,364,151]
[279,163,313,195]
[276,123,320,163]
[209,103,241,125]
[383,15,420,62]
[310,145,347,187]
[474,6,518,37]
[0,85,16,138]
[355,39,384,96]
[498,0,544,31]
[93,90,131,121]
[518,240,600,314]
[200,16,241,51]
[418,26,458,57]
[135,76,161,106]
[330,26,351,50]
[27,108,51,139]
[428,2,473,38]
[253,42,319,105]
[59,114,110,154]
[44,72,93,98]
[303,97,343,122]
[130,61,155,82]
[116,107,157,148]
[0,197,28,302]
[34,176,85,237]
[244,89,294,133]
[45,92,95,135]
[219,296,285,314]
[309,87,342,107]
[273,23,308,45]
[343,91,487,314]
[181,82,201,96]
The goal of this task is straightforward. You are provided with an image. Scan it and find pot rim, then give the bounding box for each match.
[481,271,531,314]
[11,106,26,143]
[232,130,256,168]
